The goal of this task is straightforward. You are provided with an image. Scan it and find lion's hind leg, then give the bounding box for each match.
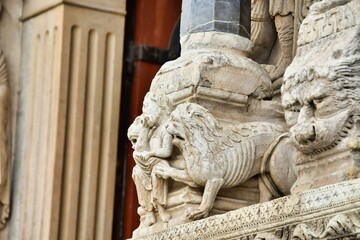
[186,178,224,220]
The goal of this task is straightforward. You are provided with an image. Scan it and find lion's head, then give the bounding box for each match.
[281,2,360,155]
[166,103,231,167]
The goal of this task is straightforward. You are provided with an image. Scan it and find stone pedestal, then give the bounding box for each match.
[129,30,298,237]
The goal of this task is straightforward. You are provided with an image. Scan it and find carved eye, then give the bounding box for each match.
[284,102,301,127]
[290,107,300,113]
[312,96,336,118]
[307,98,325,112]
[308,100,316,109]
[131,138,137,145]
[284,101,300,113]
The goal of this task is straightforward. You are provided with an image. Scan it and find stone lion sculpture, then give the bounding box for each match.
[154,102,297,220]
[280,0,360,192]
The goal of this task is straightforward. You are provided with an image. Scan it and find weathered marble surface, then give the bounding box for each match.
[251,0,318,90]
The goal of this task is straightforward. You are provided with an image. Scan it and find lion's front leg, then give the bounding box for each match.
[186,178,224,220]
[152,164,199,188]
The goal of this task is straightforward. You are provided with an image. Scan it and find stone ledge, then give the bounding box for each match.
[22,0,126,20]
[133,179,360,239]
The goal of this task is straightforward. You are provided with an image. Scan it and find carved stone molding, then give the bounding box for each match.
[255,212,360,239]
[133,179,360,240]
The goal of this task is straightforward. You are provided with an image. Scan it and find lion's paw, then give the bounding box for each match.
[153,166,171,179]
[143,212,156,226]
[185,207,210,220]
[159,211,171,223]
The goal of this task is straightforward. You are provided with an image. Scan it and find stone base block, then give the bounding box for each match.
[293,146,360,193]
[134,175,261,238]
[133,179,360,239]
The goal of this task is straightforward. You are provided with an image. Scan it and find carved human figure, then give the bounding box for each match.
[251,0,317,86]
[154,102,297,220]
[251,0,276,64]
[127,92,173,226]
[268,0,295,80]
[0,51,9,229]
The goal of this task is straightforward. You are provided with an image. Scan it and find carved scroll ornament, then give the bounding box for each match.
[135,179,360,240]
[254,212,360,240]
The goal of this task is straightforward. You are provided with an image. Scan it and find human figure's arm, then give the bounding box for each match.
[140,130,173,160]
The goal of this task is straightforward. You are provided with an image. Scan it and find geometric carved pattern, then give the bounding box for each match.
[134,179,360,239]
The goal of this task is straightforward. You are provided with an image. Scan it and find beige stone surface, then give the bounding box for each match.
[22,0,126,19]
[151,32,273,102]
[251,0,318,92]
[10,2,125,240]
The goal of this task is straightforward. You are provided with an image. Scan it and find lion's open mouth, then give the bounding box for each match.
[166,122,186,142]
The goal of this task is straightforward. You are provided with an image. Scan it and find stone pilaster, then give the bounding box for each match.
[10,2,125,240]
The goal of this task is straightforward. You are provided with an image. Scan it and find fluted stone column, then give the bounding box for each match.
[10,1,126,240]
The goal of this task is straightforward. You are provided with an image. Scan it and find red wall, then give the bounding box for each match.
[122,0,182,238]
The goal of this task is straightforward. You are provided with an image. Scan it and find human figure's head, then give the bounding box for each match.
[142,92,171,126]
